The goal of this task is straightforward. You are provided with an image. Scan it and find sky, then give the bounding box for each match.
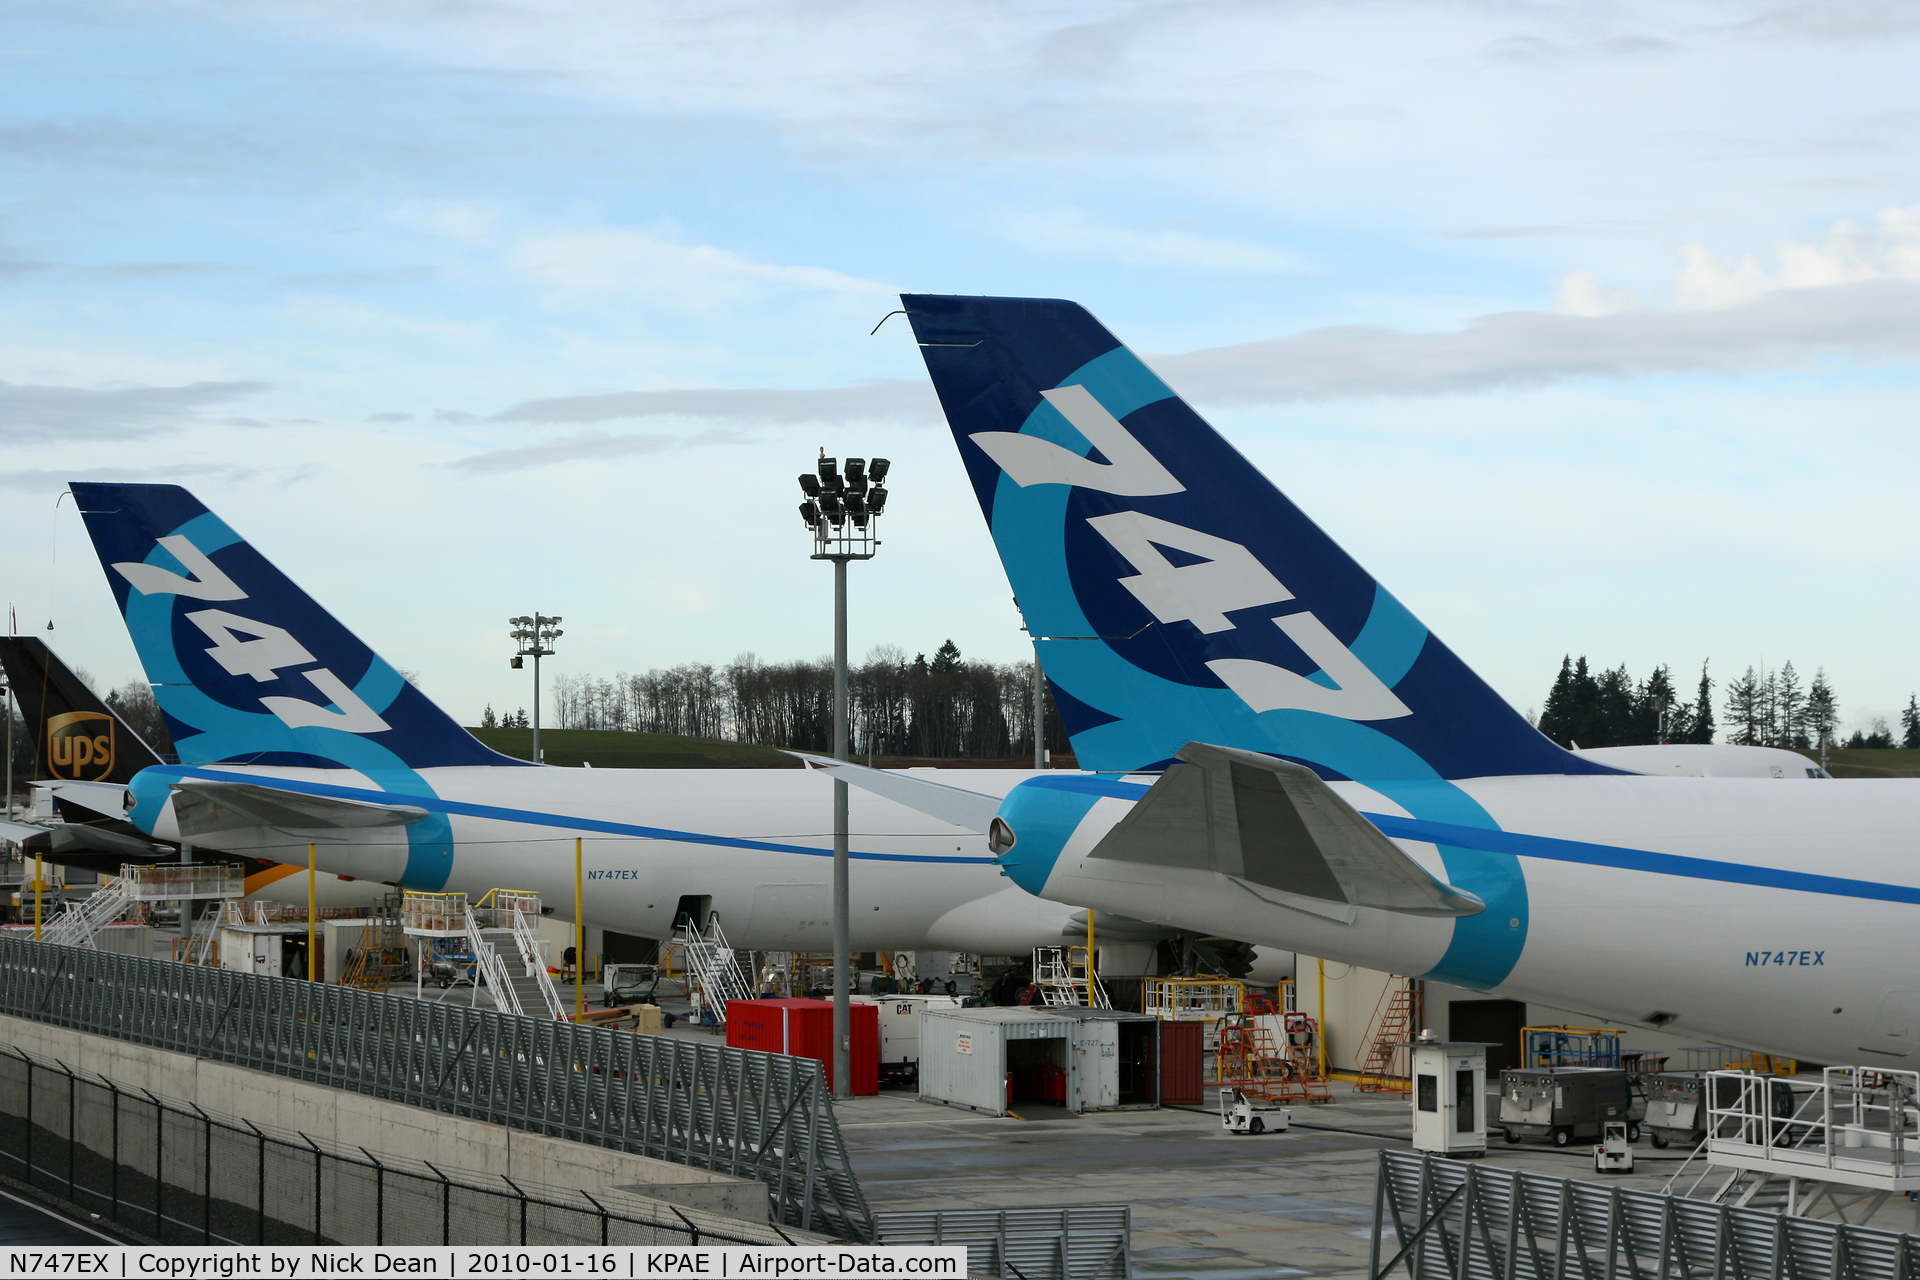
[5,0,1920,736]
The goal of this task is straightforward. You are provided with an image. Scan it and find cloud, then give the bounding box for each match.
[0,464,258,492]
[1671,203,1920,307]
[486,380,938,427]
[509,227,891,311]
[1157,278,1920,403]
[0,378,270,441]
[364,411,414,422]
[449,426,747,474]
[995,208,1299,272]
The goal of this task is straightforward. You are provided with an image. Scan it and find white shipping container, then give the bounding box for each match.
[919,1007,1070,1116]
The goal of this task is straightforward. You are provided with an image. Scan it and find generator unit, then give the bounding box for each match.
[1499,1067,1635,1146]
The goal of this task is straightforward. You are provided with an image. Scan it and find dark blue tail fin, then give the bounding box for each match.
[903,295,1604,783]
[70,482,526,772]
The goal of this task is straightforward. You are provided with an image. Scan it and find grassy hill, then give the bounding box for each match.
[467,727,799,769]
[1792,748,1920,779]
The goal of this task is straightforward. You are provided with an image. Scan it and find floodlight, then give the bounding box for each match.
[821,493,846,526]
[818,457,844,493]
[845,491,867,518]
[799,473,821,498]
[868,458,890,485]
[548,617,562,626]
[799,500,821,527]
[868,485,888,515]
[845,458,867,493]
[510,656,523,669]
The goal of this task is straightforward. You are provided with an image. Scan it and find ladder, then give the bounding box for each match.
[341,916,411,990]
[1354,978,1417,1093]
[1033,946,1110,1008]
[678,912,754,1022]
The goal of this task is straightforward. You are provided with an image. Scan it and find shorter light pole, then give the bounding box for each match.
[797,453,889,1099]
[509,615,563,764]
[1,678,12,822]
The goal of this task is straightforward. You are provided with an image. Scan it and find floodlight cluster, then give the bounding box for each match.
[507,614,563,668]
[798,456,889,531]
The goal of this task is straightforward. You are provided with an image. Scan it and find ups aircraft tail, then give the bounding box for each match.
[901,294,1610,787]
[0,635,164,786]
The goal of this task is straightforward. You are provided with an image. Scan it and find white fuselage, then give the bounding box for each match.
[1033,774,1920,1066]
[145,764,1085,954]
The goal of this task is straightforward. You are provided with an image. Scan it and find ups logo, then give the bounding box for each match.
[47,712,114,781]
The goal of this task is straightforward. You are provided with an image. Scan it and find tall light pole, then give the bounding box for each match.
[798,452,888,1100]
[509,615,563,764]
[2,678,13,822]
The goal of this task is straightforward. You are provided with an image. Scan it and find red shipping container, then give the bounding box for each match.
[724,998,879,1096]
[1158,1020,1205,1105]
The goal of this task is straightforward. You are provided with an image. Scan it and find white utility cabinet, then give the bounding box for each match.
[1411,1037,1488,1157]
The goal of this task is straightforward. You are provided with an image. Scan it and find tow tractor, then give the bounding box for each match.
[1593,1120,1634,1174]
[1220,1087,1292,1135]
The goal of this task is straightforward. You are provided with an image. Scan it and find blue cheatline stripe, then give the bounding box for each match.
[1367,813,1920,907]
[148,766,995,865]
[1023,774,1152,800]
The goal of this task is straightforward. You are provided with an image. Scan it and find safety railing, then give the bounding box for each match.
[123,861,245,901]
[402,890,472,935]
[0,1046,818,1247]
[1372,1148,1920,1280]
[0,937,872,1239]
[41,876,135,947]
[1702,1067,1920,1193]
[876,1205,1130,1280]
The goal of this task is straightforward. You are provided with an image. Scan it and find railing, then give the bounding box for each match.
[875,1205,1130,1280]
[0,937,872,1239]
[1373,1148,1920,1280]
[402,890,473,935]
[1144,978,1243,1021]
[0,1046,817,1247]
[1701,1067,1920,1193]
[1033,947,1109,1009]
[123,861,244,901]
[679,913,755,1022]
[494,890,565,1021]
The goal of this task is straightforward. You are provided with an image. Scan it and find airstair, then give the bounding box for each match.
[43,862,244,949]
[1032,945,1110,1008]
[402,890,565,1019]
[678,912,754,1023]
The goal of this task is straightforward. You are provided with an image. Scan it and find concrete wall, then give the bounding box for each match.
[0,1014,766,1221]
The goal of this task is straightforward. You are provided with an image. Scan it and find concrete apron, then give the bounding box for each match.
[0,1014,767,1223]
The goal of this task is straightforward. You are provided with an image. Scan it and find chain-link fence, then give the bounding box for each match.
[0,937,870,1239]
[0,1046,816,1247]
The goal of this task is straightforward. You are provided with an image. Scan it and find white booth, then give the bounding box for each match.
[1410,1035,1489,1158]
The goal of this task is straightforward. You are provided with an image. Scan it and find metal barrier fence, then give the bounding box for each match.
[0,1046,814,1246]
[0,937,871,1239]
[1371,1149,1920,1280]
[876,1205,1131,1280]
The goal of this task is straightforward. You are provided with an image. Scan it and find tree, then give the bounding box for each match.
[480,704,498,729]
[1723,668,1762,746]
[104,680,175,757]
[1635,665,1679,744]
[1773,661,1805,748]
[1536,658,1578,747]
[1804,672,1838,755]
[1686,663,1715,744]
[1903,695,1920,750]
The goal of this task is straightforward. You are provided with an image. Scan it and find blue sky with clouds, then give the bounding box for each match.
[6,1,1920,735]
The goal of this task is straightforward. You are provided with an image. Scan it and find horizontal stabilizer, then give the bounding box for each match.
[785,753,1001,834]
[37,780,132,821]
[1089,742,1485,920]
[169,779,429,838]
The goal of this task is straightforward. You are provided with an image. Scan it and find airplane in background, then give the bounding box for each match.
[800,292,1917,1068]
[61,481,1225,965]
[0,635,390,907]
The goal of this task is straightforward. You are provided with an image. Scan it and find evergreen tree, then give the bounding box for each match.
[481,704,498,729]
[1773,661,1805,748]
[1567,656,1601,747]
[1804,672,1838,755]
[1687,663,1715,744]
[513,708,529,729]
[1635,665,1679,744]
[1903,695,1920,750]
[1594,665,1635,747]
[1537,657,1577,746]
[1722,668,1762,745]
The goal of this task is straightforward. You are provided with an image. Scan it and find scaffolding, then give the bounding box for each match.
[1354,977,1417,1093]
[1033,946,1110,1009]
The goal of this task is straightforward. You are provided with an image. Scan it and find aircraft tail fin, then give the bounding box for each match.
[68,483,527,773]
[902,294,1608,783]
[0,635,164,785]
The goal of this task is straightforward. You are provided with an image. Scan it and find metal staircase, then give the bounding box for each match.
[678,912,754,1023]
[1033,946,1110,1008]
[402,889,566,1020]
[41,876,135,947]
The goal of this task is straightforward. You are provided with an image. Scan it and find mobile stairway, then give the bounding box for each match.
[43,862,244,949]
[677,911,754,1023]
[402,889,566,1019]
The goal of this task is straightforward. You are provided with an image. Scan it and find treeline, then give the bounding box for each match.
[1540,657,1920,751]
[485,640,1070,759]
